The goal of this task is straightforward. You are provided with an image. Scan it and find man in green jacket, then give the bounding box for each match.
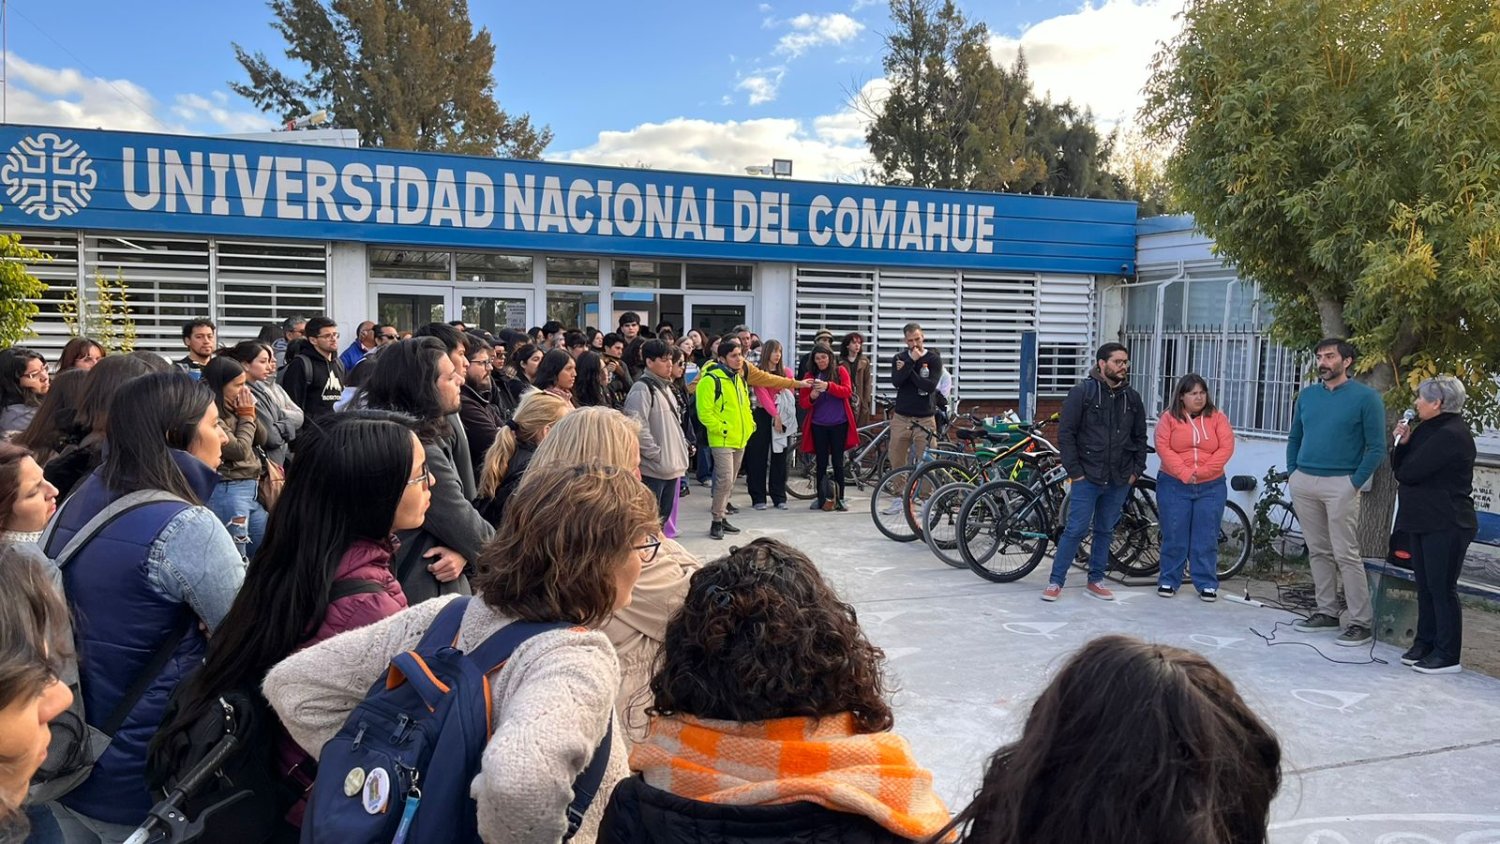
[697,337,809,539]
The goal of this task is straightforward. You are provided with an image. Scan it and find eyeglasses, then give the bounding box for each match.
[378,334,398,341]
[20,368,49,383]
[405,465,434,490]
[634,536,661,563]
[470,358,493,367]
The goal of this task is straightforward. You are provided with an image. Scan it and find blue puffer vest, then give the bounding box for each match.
[50,451,220,824]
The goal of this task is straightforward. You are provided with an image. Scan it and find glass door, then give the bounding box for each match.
[685,294,752,341]
[373,284,446,335]
[455,288,533,335]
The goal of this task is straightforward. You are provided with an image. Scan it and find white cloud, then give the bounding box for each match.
[775,12,865,57]
[736,68,786,106]
[554,78,886,182]
[850,0,882,9]
[988,0,1184,128]
[1,53,276,135]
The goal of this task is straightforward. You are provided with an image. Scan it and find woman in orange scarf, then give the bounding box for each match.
[600,538,951,843]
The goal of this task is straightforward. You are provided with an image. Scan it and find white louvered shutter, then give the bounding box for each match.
[215,241,328,345]
[875,270,959,403]
[85,235,212,356]
[957,273,1037,400]
[793,266,876,361]
[1036,274,1095,395]
[7,230,81,357]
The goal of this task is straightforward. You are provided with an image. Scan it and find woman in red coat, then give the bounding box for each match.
[799,343,858,511]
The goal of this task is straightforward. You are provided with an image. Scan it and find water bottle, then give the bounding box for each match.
[920,363,930,379]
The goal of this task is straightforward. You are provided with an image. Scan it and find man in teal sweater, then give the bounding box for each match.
[1287,338,1387,646]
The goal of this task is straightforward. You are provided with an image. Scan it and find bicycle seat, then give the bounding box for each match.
[954,428,989,440]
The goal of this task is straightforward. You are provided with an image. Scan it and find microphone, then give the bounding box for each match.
[1394,408,1416,447]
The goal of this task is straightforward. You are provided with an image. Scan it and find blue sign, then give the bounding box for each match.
[0,125,1137,274]
[1019,330,1038,421]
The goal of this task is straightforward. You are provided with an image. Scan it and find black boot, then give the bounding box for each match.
[720,518,742,534]
[726,502,740,515]
[710,521,725,540]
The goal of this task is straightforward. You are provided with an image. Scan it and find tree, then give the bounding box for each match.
[1024,98,1129,201]
[1143,0,1500,551]
[1108,122,1176,217]
[0,234,48,347]
[233,0,551,158]
[865,0,1042,191]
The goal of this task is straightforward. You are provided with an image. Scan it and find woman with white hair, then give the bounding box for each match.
[1391,374,1476,675]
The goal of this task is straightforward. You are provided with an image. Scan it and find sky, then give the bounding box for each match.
[0,0,1184,181]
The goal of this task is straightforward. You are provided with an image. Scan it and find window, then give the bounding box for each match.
[686,263,751,291]
[1122,269,1306,435]
[959,274,1036,399]
[369,248,449,280]
[546,256,599,286]
[455,252,531,284]
[614,261,681,289]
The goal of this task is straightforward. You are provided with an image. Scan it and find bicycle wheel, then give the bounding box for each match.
[904,459,977,539]
[921,481,976,568]
[869,466,919,542]
[957,480,1052,582]
[1111,477,1162,577]
[783,437,817,500]
[1216,500,1252,580]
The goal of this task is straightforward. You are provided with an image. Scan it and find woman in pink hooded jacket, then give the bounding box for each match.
[1154,374,1235,600]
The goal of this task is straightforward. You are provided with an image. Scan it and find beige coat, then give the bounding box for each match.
[603,537,702,744]
[264,595,628,844]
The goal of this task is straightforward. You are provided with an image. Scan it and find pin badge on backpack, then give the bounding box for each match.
[343,767,367,797]
[363,767,391,814]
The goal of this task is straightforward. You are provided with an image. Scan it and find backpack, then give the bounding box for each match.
[31,488,189,803]
[140,580,394,844]
[301,597,612,844]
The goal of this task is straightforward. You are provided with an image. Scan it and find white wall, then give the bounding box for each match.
[327,241,369,342]
[757,262,794,345]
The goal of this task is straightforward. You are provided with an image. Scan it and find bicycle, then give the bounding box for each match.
[904,415,1060,544]
[865,414,964,542]
[784,396,906,500]
[956,458,1252,584]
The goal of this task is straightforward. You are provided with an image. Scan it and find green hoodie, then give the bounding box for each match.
[696,361,756,449]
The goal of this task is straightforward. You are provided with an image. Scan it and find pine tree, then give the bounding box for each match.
[232,0,551,158]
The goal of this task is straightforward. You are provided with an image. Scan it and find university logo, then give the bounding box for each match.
[1,133,97,221]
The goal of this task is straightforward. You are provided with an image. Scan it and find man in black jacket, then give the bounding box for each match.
[888,322,942,470]
[279,316,345,422]
[458,336,508,478]
[1043,342,1146,603]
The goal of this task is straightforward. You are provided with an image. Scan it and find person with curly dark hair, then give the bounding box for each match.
[932,635,1280,844]
[600,537,951,843]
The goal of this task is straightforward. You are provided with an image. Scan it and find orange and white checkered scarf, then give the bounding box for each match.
[631,713,953,841]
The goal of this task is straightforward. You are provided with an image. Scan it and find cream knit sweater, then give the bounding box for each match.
[263,594,629,844]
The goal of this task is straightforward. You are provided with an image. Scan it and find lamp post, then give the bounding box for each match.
[743,159,794,179]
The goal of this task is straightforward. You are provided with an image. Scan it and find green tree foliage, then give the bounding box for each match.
[866,0,1128,200]
[1142,0,1500,423]
[0,234,48,347]
[233,0,551,158]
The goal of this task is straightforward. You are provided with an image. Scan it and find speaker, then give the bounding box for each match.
[1230,475,1257,492]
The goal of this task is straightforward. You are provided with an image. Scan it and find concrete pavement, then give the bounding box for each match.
[669,475,1500,842]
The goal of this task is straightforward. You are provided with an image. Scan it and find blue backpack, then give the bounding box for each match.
[301,597,613,843]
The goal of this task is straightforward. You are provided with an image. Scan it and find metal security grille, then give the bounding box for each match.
[958,273,1036,399]
[216,241,328,345]
[873,270,959,402]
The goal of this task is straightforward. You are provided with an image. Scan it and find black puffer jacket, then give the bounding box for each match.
[599,775,918,844]
[1057,371,1147,486]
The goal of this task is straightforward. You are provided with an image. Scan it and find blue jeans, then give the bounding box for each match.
[1156,474,1228,592]
[207,478,267,560]
[1048,478,1132,586]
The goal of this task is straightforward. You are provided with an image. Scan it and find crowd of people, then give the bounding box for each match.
[0,309,1478,843]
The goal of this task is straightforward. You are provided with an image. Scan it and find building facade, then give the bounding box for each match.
[0,124,1136,407]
